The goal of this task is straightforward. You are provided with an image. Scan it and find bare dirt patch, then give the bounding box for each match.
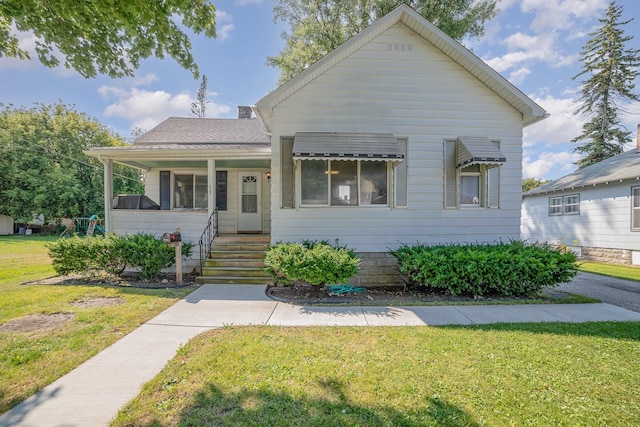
[24,272,199,289]
[0,313,74,334]
[72,297,125,308]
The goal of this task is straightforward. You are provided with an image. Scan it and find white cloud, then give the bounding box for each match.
[99,79,232,131]
[0,27,39,71]
[508,66,531,84]
[215,10,235,41]
[523,150,580,179]
[235,0,263,5]
[524,94,583,147]
[520,0,608,32]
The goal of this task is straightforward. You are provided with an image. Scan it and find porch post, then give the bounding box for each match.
[102,158,113,232]
[208,159,216,217]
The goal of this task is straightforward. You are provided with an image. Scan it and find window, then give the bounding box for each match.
[632,187,640,231]
[549,197,562,216]
[299,160,388,207]
[443,139,502,209]
[548,194,579,216]
[174,174,207,209]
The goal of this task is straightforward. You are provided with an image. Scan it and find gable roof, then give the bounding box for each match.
[524,149,640,196]
[135,117,269,144]
[254,4,547,131]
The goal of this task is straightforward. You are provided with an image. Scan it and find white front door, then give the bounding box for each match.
[237,172,262,232]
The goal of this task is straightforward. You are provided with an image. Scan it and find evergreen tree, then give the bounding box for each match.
[191,75,210,118]
[572,1,640,168]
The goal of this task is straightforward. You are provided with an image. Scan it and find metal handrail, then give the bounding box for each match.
[198,208,218,275]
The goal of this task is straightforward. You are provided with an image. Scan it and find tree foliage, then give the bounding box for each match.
[0,103,143,223]
[0,0,217,78]
[268,0,498,84]
[522,178,551,193]
[572,1,640,168]
[191,75,210,118]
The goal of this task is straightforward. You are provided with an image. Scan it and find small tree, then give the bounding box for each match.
[572,1,640,168]
[190,75,210,118]
[522,178,551,192]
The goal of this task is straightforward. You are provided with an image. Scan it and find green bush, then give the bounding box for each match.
[263,241,360,286]
[390,241,578,297]
[47,233,193,281]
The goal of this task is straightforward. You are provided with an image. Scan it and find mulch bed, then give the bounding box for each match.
[266,282,572,306]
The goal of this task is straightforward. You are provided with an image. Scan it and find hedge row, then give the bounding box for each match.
[47,233,192,281]
[390,241,578,297]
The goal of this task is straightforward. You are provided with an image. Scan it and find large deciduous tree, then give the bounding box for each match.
[572,1,640,168]
[268,0,498,84]
[0,103,143,223]
[0,1,217,78]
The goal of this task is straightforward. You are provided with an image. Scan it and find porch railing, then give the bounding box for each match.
[198,208,218,275]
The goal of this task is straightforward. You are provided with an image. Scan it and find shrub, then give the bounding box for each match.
[264,241,360,286]
[390,240,578,297]
[47,233,193,281]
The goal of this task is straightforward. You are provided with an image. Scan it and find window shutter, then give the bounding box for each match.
[159,171,170,210]
[487,140,501,208]
[394,138,408,207]
[444,139,457,209]
[215,171,227,211]
[281,137,295,208]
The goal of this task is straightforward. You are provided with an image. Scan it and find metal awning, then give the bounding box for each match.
[293,132,404,161]
[456,136,506,169]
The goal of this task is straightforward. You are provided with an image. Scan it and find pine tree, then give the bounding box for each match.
[190,75,210,118]
[572,1,640,168]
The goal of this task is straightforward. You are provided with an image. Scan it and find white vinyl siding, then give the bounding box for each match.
[522,182,640,251]
[266,23,524,251]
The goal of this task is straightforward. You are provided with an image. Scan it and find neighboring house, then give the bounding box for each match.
[522,138,640,266]
[85,5,547,283]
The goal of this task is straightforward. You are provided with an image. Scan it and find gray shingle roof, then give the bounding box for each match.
[135,117,269,145]
[524,149,640,196]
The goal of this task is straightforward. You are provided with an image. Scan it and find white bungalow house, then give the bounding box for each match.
[85,5,547,284]
[522,134,640,266]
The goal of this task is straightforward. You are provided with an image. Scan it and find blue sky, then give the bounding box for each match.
[1,0,639,180]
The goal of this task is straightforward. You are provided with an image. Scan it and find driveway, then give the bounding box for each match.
[557,272,640,313]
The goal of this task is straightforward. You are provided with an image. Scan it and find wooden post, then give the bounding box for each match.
[175,241,183,284]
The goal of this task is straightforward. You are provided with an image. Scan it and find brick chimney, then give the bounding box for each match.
[238,106,253,119]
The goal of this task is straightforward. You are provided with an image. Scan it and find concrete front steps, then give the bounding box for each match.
[197,234,272,285]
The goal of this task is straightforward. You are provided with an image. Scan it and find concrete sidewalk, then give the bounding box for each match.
[3,284,640,427]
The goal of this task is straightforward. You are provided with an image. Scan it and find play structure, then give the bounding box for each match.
[60,215,105,237]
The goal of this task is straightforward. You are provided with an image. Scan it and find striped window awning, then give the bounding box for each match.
[293,132,404,161]
[456,136,506,169]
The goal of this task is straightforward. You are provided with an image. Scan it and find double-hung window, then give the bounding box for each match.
[300,160,388,207]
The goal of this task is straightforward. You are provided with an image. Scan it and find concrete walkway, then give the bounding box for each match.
[2,284,640,427]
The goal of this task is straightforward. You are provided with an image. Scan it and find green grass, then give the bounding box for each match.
[0,235,195,414]
[579,261,640,282]
[112,324,640,426]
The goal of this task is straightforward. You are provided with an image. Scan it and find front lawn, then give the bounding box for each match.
[113,323,640,426]
[579,261,640,282]
[0,235,195,414]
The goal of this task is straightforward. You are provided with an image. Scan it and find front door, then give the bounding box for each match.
[237,172,262,232]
